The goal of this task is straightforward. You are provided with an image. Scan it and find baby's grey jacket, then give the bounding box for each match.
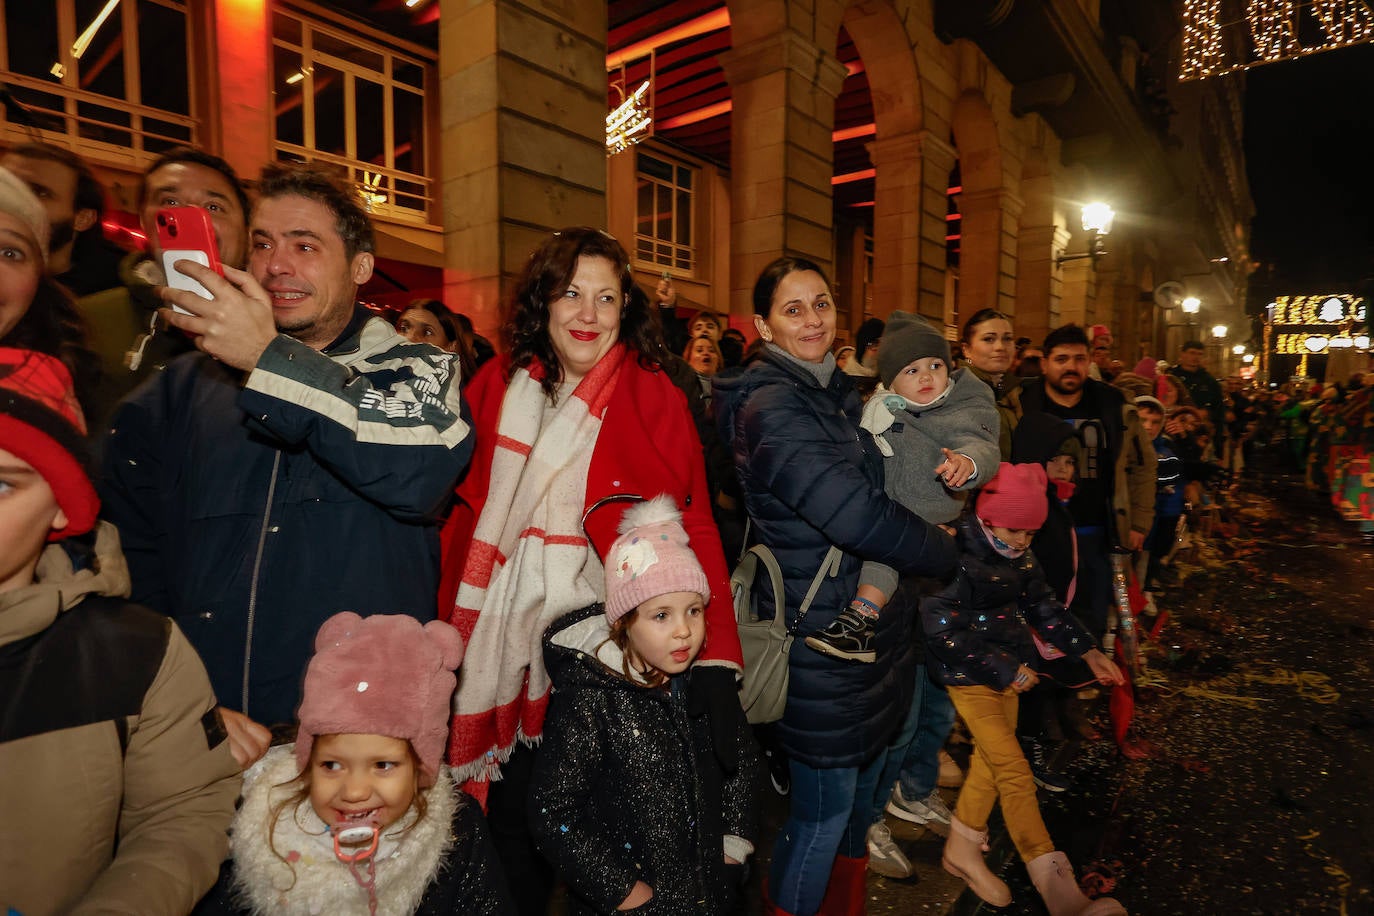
[860,367,1001,597]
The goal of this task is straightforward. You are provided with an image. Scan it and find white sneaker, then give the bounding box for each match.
[885,784,952,836]
[865,822,914,879]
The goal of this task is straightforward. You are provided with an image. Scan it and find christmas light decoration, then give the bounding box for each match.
[1181,0,1374,81]
[606,79,652,156]
[1248,0,1299,59]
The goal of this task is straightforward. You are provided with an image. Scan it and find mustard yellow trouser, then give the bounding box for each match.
[948,684,1055,863]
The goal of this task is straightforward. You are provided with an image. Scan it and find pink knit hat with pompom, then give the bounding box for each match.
[295,613,464,787]
[604,495,710,625]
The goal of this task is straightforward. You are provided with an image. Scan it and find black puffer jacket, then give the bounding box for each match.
[529,606,761,915]
[922,514,1099,690]
[713,350,957,767]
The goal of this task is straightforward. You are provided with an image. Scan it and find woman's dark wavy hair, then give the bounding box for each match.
[505,227,666,402]
[960,307,1014,344]
[1,277,102,417]
[751,256,829,317]
[401,298,478,388]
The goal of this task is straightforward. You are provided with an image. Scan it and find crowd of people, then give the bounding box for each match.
[1,137,1370,916]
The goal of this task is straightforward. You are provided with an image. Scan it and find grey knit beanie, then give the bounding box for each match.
[877,311,951,387]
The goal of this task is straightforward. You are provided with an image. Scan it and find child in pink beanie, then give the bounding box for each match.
[200,612,515,915]
[530,495,760,915]
[920,463,1127,915]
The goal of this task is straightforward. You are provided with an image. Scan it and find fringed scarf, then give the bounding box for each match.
[448,345,626,785]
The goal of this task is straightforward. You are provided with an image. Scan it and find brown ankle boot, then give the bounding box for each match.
[941,816,1012,907]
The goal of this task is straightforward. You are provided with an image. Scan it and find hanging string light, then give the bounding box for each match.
[1181,0,1226,80]
[1181,0,1374,81]
[1248,0,1300,59]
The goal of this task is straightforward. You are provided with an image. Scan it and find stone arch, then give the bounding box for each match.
[841,0,926,319]
[951,90,1002,195]
[842,0,923,138]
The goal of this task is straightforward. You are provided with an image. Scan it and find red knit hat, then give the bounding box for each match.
[977,462,1049,530]
[604,495,710,625]
[0,348,98,540]
[295,613,465,788]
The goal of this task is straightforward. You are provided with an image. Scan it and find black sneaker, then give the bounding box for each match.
[804,607,876,663]
[1019,736,1072,793]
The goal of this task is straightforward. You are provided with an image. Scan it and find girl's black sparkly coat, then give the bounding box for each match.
[528,606,762,915]
[921,514,1100,690]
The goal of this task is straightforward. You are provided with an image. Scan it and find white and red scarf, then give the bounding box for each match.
[448,346,626,785]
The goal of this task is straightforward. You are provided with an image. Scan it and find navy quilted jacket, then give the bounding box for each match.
[714,350,956,767]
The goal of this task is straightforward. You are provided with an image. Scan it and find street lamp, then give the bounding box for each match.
[1057,202,1114,268]
[1231,344,1246,355]
[1211,325,1227,339]
[1181,296,1201,316]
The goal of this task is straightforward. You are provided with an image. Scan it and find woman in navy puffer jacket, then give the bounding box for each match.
[713,257,956,915]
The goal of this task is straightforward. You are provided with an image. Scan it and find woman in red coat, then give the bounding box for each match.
[438,227,743,916]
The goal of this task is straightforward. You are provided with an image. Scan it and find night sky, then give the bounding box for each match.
[1244,41,1374,295]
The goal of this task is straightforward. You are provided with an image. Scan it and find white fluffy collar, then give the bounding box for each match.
[229,745,457,915]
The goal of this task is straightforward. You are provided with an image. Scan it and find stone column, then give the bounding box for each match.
[1015,223,1069,348]
[211,0,272,178]
[958,186,1023,321]
[1058,258,1096,329]
[438,0,607,345]
[718,30,848,319]
[914,130,957,325]
[867,130,921,320]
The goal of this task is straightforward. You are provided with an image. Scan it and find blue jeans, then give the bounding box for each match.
[770,757,878,914]
[869,664,955,821]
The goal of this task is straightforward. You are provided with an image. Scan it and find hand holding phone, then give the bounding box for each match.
[156,207,223,315]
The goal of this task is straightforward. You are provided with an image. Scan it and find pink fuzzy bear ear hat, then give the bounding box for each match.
[295,613,465,788]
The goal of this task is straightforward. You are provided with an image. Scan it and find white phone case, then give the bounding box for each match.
[162,249,214,315]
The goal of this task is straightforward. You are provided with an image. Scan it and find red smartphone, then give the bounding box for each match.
[155,206,223,315]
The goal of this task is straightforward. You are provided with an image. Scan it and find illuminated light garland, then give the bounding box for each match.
[1248,0,1300,59]
[1181,0,1226,80]
[1182,0,1374,81]
[1311,0,1374,41]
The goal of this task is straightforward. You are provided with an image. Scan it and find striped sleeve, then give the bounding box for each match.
[238,331,473,520]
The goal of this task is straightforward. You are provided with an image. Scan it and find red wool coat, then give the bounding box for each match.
[438,353,743,710]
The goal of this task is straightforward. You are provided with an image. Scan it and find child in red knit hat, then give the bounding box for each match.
[920,463,1128,916]
[529,495,760,915]
[199,612,514,915]
[0,348,240,915]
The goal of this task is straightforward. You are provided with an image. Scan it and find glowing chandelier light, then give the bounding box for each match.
[1181,0,1374,81]
[606,79,652,156]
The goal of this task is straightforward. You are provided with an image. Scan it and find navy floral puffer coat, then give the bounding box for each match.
[713,350,956,768]
[921,513,1100,690]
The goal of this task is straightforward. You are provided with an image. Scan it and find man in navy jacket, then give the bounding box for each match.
[101,164,472,767]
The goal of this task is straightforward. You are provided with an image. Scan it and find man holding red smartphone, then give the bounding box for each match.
[77,147,250,426]
[99,164,474,770]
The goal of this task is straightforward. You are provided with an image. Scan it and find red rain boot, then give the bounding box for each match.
[761,878,799,916]
[816,853,868,916]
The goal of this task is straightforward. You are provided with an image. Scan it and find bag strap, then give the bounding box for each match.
[736,516,844,636]
[793,545,842,634]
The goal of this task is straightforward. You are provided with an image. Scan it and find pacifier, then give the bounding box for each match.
[331,816,380,863]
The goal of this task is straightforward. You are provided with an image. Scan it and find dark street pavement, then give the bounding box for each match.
[748,459,1374,915]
